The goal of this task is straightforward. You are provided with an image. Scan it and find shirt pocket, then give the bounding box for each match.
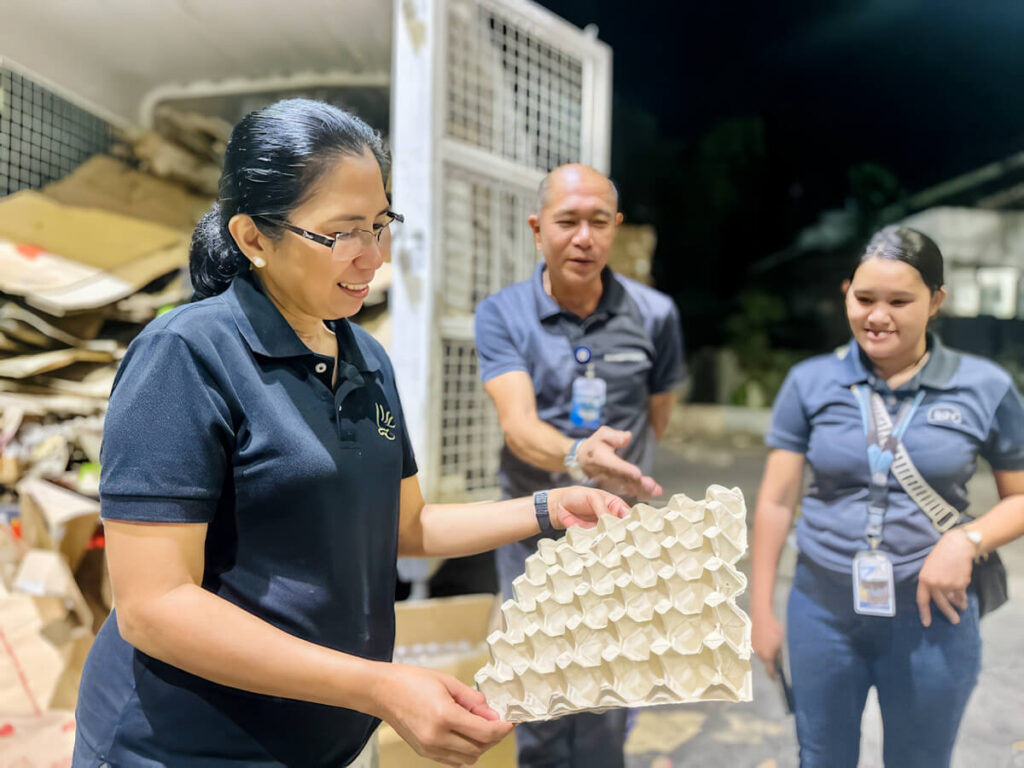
[903,419,983,490]
[597,344,654,406]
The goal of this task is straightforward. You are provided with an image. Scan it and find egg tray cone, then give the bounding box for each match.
[475,485,753,722]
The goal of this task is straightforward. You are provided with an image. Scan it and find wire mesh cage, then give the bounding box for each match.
[422,0,601,501]
[446,0,585,174]
[436,165,538,499]
[442,164,538,315]
[438,337,504,497]
[0,66,117,196]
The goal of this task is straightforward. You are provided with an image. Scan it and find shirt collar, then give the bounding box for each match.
[918,334,959,389]
[531,262,627,322]
[331,316,380,374]
[224,271,379,372]
[834,332,959,390]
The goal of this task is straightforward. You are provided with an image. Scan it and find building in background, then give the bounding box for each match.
[716,149,1024,407]
[902,207,1024,321]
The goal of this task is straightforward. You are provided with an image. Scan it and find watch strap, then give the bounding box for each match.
[534,490,555,534]
[564,438,587,482]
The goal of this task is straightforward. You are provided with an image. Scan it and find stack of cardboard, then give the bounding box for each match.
[0,188,195,484]
[0,110,225,762]
[608,224,657,286]
[0,511,98,764]
[0,108,225,481]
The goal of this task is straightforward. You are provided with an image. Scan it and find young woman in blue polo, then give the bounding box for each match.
[72,99,630,768]
[751,226,1024,768]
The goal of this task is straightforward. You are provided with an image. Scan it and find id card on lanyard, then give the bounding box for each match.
[850,385,926,617]
[853,550,896,616]
[570,359,607,429]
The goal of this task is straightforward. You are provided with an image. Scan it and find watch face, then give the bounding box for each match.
[567,465,586,482]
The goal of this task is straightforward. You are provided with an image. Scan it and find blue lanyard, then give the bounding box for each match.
[852,386,927,549]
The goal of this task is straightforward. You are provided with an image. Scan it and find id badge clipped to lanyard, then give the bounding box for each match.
[852,550,896,617]
[569,353,607,430]
[850,386,925,617]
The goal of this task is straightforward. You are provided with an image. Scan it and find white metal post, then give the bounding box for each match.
[390,0,446,500]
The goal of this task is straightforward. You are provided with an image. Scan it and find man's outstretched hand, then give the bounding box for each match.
[577,426,663,499]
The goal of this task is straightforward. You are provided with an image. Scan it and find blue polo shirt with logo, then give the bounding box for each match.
[767,334,1024,581]
[74,271,416,767]
[475,263,685,500]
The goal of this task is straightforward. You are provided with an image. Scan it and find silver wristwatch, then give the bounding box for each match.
[960,526,984,561]
[564,438,587,482]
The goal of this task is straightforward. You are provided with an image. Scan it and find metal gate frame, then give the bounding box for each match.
[391,0,612,501]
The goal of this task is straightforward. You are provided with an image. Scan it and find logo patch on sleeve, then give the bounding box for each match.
[927,403,963,426]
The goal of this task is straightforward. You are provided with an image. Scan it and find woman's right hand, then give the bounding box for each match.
[371,663,514,767]
[751,610,784,680]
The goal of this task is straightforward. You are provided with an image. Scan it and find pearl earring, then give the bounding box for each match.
[252,256,267,269]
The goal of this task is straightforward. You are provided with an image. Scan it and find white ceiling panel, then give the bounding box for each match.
[0,0,393,126]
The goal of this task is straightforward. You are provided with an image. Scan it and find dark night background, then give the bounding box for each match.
[537,0,1024,360]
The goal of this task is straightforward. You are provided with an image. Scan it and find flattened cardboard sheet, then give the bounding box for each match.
[44,154,211,232]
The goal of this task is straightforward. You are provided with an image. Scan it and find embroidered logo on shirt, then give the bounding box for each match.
[603,351,647,363]
[376,403,397,441]
[927,403,963,426]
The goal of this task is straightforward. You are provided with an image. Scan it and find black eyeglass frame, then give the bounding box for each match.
[251,211,405,251]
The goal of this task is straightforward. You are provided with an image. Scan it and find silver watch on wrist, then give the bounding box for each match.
[564,438,587,482]
[960,526,984,561]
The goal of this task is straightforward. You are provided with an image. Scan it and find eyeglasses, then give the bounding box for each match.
[252,210,404,257]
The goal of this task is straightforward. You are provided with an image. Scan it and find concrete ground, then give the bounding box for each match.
[622,427,1024,768]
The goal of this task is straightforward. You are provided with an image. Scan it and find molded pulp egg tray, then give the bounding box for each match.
[475,485,752,721]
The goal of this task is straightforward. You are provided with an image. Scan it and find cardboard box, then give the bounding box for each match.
[17,479,101,572]
[44,155,211,233]
[73,547,112,633]
[0,455,22,487]
[0,191,183,271]
[0,590,93,714]
[0,546,96,720]
[0,192,188,316]
[14,549,94,632]
[608,224,656,286]
[378,594,516,768]
[0,710,78,767]
[0,521,27,588]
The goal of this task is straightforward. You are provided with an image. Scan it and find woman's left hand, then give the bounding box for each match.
[547,486,632,530]
[916,529,975,627]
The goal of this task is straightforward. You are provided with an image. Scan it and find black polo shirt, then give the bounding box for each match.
[75,272,416,767]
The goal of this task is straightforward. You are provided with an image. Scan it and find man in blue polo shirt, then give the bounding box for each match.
[475,164,685,768]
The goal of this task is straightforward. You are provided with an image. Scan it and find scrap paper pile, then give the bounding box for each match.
[475,486,752,721]
[0,108,232,761]
[0,109,231,478]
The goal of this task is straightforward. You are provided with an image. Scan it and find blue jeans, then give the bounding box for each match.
[787,556,981,768]
[496,537,627,768]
